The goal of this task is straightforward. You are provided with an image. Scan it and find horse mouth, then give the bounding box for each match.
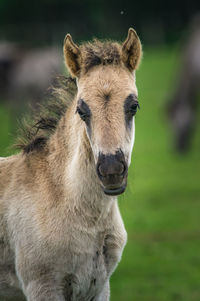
[103,184,126,196]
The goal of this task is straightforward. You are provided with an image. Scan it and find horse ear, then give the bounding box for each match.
[122,28,142,71]
[63,34,82,77]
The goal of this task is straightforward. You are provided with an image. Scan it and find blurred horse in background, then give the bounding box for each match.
[168,15,200,152]
[0,43,62,105]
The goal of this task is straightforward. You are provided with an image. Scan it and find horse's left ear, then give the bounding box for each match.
[122,28,142,71]
[63,34,82,77]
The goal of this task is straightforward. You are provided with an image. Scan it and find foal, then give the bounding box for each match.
[0,28,142,301]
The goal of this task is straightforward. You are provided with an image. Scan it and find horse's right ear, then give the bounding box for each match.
[63,34,82,78]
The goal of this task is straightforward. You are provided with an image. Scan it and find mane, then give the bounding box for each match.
[16,76,77,153]
[80,39,122,74]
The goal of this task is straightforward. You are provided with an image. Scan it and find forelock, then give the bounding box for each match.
[80,40,122,74]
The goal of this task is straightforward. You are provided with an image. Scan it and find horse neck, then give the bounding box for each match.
[47,100,115,218]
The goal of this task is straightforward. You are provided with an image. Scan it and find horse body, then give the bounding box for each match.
[0,28,142,300]
[0,123,126,301]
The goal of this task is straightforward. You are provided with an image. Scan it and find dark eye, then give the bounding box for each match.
[76,106,89,122]
[128,102,140,116]
[124,94,140,119]
[125,102,140,118]
[76,99,91,123]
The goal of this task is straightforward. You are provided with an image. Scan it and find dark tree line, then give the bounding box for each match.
[0,0,199,45]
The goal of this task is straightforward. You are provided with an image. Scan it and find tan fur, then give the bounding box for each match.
[0,29,142,301]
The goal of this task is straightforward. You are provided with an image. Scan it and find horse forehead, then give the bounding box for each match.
[79,65,136,93]
[99,72,133,92]
[80,81,136,109]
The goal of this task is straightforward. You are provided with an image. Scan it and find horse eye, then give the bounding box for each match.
[76,107,88,121]
[76,99,91,123]
[126,102,140,117]
[129,103,140,115]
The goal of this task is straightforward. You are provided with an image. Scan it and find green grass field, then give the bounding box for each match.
[0,46,200,301]
[111,47,200,301]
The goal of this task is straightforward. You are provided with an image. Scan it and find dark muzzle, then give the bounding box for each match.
[96,150,128,196]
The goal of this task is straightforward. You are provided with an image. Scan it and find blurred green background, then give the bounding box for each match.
[0,1,200,301]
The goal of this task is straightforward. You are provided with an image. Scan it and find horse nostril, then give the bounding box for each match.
[115,162,125,175]
[98,164,106,177]
[98,161,126,177]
